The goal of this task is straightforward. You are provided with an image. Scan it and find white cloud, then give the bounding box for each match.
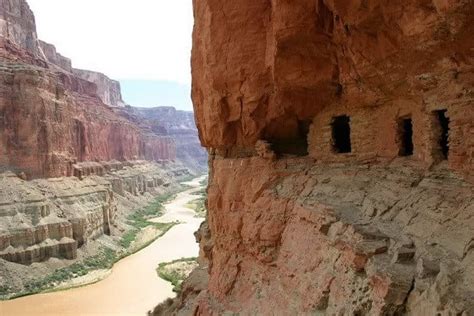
[27,0,193,84]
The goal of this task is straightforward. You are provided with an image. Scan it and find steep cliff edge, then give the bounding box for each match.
[159,0,474,315]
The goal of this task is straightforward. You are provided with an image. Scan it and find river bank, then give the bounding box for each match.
[0,175,207,316]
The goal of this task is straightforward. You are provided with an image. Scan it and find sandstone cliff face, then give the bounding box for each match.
[0,0,177,179]
[39,40,72,72]
[0,0,39,56]
[171,0,474,315]
[183,158,473,315]
[73,69,126,108]
[0,62,176,178]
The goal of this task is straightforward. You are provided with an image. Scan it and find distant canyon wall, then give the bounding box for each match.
[0,0,183,178]
[73,69,126,108]
[120,106,208,173]
[0,0,39,56]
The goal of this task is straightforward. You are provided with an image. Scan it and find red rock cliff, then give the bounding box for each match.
[192,0,473,177]
[0,0,176,178]
[168,0,474,315]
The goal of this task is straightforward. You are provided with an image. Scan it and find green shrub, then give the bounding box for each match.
[120,193,177,248]
[156,257,197,293]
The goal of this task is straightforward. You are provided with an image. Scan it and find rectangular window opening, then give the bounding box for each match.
[435,110,450,160]
[398,118,414,157]
[331,115,352,154]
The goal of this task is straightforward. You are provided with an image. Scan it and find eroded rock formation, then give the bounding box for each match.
[39,40,72,72]
[0,0,178,179]
[192,0,474,178]
[73,69,127,108]
[162,0,474,315]
[0,161,190,265]
[0,0,39,56]
[119,106,208,173]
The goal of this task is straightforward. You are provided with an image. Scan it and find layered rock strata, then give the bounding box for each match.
[178,158,473,315]
[0,0,192,267]
[119,106,208,173]
[0,0,177,179]
[162,0,474,315]
[0,161,190,265]
[39,40,72,72]
[0,0,39,56]
[73,69,127,108]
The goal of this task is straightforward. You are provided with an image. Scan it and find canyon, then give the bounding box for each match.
[1,0,474,315]
[0,0,206,300]
[157,0,474,315]
[1,176,206,315]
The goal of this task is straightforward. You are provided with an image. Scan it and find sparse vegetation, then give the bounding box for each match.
[185,197,206,218]
[156,257,198,293]
[186,184,207,218]
[120,193,176,248]
[8,247,118,299]
[1,192,181,300]
[199,177,208,186]
[0,285,12,297]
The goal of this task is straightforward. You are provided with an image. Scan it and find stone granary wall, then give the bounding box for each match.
[308,97,473,176]
[157,1,474,315]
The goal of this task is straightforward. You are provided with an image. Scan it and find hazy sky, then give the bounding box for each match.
[27,0,194,86]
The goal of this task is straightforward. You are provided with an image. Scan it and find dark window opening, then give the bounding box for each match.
[269,120,310,157]
[332,115,352,153]
[435,110,450,159]
[398,118,414,156]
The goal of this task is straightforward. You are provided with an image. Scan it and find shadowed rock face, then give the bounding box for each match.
[155,0,474,315]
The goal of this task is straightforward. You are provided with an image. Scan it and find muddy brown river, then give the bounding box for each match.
[0,176,206,316]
